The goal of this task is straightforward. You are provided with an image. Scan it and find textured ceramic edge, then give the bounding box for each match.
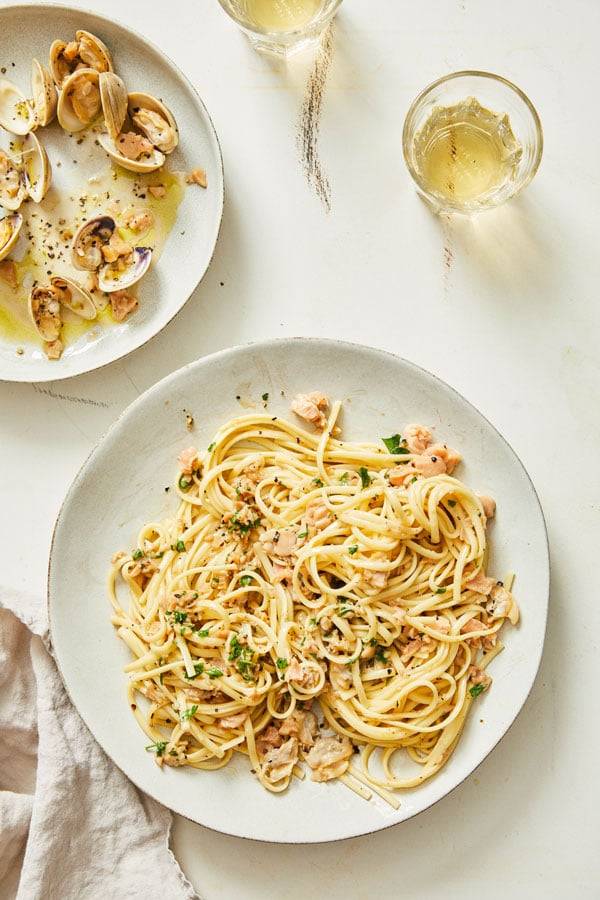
[0,3,224,383]
[48,337,550,843]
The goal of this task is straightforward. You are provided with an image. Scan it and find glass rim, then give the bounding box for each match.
[402,70,544,209]
[217,0,344,39]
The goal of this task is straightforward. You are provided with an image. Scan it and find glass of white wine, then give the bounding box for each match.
[403,71,543,214]
[217,0,343,56]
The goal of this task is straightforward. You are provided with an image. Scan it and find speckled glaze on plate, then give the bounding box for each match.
[0,4,223,382]
[48,338,549,843]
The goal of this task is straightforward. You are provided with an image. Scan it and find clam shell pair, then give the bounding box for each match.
[99,75,178,173]
[0,61,58,134]
[29,275,97,342]
[0,132,52,211]
[52,30,113,132]
[71,215,152,292]
[49,30,113,88]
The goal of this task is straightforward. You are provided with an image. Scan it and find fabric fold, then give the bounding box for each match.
[0,595,198,900]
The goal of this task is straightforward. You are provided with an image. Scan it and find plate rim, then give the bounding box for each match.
[47,336,550,843]
[0,1,225,384]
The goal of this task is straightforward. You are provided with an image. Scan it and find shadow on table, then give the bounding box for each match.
[426,190,564,309]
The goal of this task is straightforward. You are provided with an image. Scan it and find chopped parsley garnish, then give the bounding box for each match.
[276,658,289,670]
[240,575,253,586]
[173,610,188,624]
[184,662,205,679]
[195,628,209,638]
[178,475,192,491]
[262,392,269,402]
[435,588,446,595]
[382,433,401,453]
[308,617,317,626]
[358,467,371,488]
[228,514,261,535]
[374,646,387,663]
[228,635,243,660]
[339,472,349,484]
[348,545,358,555]
[297,529,308,539]
[229,636,256,681]
[207,667,223,679]
[382,434,410,455]
[181,705,198,720]
[369,638,378,647]
[313,477,324,487]
[132,549,143,560]
[469,683,486,698]
[448,499,456,507]
[410,476,418,484]
[207,442,216,452]
[145,741,167,756]
[174,540,186,552]
[339,604,353,617]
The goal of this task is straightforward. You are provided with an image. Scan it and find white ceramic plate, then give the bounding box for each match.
[0,3,223,382]
[49,338,549,843]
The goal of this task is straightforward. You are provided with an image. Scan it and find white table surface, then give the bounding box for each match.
[1,0,598,897]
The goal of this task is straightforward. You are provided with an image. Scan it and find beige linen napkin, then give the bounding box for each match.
[0,590,198,900]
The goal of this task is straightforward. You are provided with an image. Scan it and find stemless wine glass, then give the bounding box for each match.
[403,71,543,214]
[217,0,343,57]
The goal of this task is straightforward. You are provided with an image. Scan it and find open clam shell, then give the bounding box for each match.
[22,132,52,203]
[57,68,101,132]
[50,30,113,88]
[0,213,23,263]
[0,149,27,211]
[76,30,113,76]
[71,215,116,271]
[98,131,165,174]
[28,284,62,341]
[100,72,128,141]
[31,59,57,127]
[128,91,178,154]
[50,275,97,320]
[98,246,152,293]
[0,79,36,135]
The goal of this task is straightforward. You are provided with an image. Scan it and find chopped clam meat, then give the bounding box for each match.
[70,76,100,123]
[290,391,329,429]
[185,168,207,188]
[116,131,155,161]
[305,735,353,782]
[109,289,138,322]
[44,338,63,360]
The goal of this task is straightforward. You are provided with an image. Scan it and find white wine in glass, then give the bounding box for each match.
[218,0,343,56]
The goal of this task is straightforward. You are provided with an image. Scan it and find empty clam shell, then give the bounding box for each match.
[0,213,23,262]
[128,91,178,154]
[71,215,116,271]
[0,79,36,135]
[57,68,101,132]
[100,72,128,141]
[0,149,27,210]
[22,132,52,203]
[98,246,152,293]
[29,284,62,341]
[50,31,113,88]
[50,275,97,320]
[98,131,165,174]
[31,59,57,127]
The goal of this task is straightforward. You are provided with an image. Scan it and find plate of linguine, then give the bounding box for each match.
[48,338,549,842]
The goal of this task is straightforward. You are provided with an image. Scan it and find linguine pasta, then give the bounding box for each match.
[108,394,519,802]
